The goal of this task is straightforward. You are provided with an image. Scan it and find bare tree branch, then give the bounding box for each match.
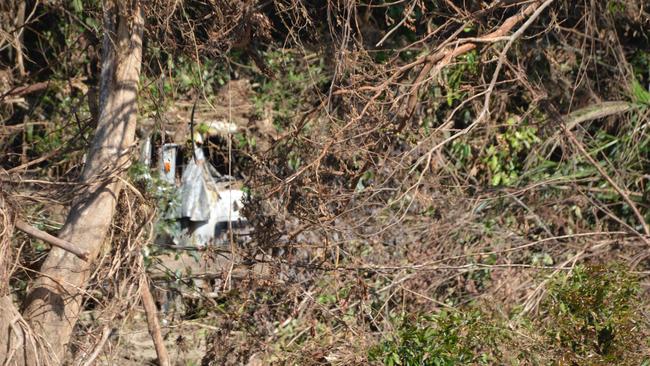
[15,219,89,261]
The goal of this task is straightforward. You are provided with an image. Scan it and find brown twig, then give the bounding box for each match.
[402,0,551,121]
[15,219,89,261]
[1,81,49,100]
[140,274,170,366]
[6,146,63,173]
[13,1,27,77]
[562,126,650,239]
[79,326,112,366]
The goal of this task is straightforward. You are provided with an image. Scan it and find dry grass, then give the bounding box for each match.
[1,0,649,364]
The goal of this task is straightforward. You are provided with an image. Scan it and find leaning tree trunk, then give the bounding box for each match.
[17,1,144,364]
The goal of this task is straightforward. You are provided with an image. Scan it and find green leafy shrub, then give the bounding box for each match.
[482,117,540,186]
[540,264,648,365]
[369,264,649,366]
[368,310,506,365]
[251,50,327,130]
[443,50,479,106]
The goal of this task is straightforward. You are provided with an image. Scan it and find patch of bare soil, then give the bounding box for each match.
[140,79,277,150]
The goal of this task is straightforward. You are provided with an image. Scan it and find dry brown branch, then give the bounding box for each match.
[15,219,90,261]
[140,274,170,366]
[401,0,555,187]
[13,1,26,77]
[0,193,13,296]
[562,126,650,239]
[475,0,555,125]
[1,81,49,99]
[5,146,64,173]
[564,101,635,130]
[2,0,649,363]
[79,326,112,366]
[402,0,552,121]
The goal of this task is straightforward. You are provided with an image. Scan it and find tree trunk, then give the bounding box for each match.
[0,194,25,365]
[15,1,144,364]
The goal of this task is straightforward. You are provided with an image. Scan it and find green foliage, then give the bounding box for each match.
[369,264,649,365]
[140,55,231,118]
[9,4,98,168]
[251,50,328,130]
[607,1,626,15]
[443,51,479,106]
[450,141,472,168]
[7,2,650,363]
[196,123,210,135]
[447,116,542,187]
[530,252,554,266]
[541,264,647,364]
[235,132,256,149]
[70,0,83,13]
[631,79,650,106]
[287,150,302,171]
[176,56,230,94]
[128,161,182,264]
[369,310,506,365]
[482,117,540,186]
[631,51,650,84]
[356,170,375,192]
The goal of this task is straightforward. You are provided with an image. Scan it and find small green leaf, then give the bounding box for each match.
[71,0,83,13]
[631,79,650,105]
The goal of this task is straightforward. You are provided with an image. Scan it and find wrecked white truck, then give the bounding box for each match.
[139,125,248,249]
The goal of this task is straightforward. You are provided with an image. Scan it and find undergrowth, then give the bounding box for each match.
[368,264,649,366]
[2,1,650,365]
